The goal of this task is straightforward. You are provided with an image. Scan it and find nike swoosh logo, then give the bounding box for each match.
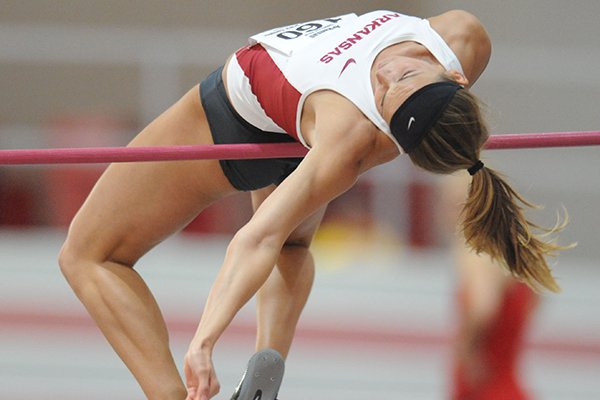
[338,58,357,78]
[407,117,416,130]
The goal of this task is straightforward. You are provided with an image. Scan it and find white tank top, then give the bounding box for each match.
[225,10,464,150]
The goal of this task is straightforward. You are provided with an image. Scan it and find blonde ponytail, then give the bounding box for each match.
[407,86,571,292]
[462,166,569,292]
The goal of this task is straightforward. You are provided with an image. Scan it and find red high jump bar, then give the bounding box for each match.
[0,131,598,165]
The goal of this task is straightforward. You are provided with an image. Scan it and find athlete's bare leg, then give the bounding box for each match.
[255,249,316,358]
[58,85,237,400]
[227,188,324,399]
[251,187,326,359]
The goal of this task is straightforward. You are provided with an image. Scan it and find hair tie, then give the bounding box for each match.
[468,160,484,176]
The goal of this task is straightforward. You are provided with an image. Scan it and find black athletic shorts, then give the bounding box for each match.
[199,66,303,191]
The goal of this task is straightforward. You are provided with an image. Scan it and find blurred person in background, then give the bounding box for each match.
[441,172,539,400]
[57,9,566,400]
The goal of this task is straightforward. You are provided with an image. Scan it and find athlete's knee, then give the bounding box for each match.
[282,237,311,253]
[279,208,324,265]
[58,237,85,285]
[58,230,129,286]
[279,237,312,266]
[57,229,98,283]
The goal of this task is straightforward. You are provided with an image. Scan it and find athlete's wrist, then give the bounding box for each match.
[189,335,215,355]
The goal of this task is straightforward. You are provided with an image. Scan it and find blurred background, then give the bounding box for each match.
[1,1,599,399]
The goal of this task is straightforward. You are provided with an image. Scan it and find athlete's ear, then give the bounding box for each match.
[446,70,469,87]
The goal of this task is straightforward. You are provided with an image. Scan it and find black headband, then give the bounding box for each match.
[389,81,462,153]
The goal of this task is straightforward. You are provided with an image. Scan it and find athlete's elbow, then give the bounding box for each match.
[346,129,378,172]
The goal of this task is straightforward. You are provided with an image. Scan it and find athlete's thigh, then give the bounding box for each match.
[67,85,237,265]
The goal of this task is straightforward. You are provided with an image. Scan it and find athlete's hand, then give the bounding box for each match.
[184,348,220,400]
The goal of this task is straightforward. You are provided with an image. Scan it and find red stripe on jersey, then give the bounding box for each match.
[235,45,301,140]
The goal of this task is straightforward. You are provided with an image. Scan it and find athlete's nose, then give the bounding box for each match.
[375,67,394,88]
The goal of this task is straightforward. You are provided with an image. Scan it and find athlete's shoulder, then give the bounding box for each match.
[428,10,491,53]
[428,10,492,84]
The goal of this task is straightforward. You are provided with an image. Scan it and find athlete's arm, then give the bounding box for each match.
[184,97,380,400]
[192,108,375,348]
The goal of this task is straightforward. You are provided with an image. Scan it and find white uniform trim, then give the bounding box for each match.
[226,57,286,134]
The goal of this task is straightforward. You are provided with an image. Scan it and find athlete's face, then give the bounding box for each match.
[373,56,467,124]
